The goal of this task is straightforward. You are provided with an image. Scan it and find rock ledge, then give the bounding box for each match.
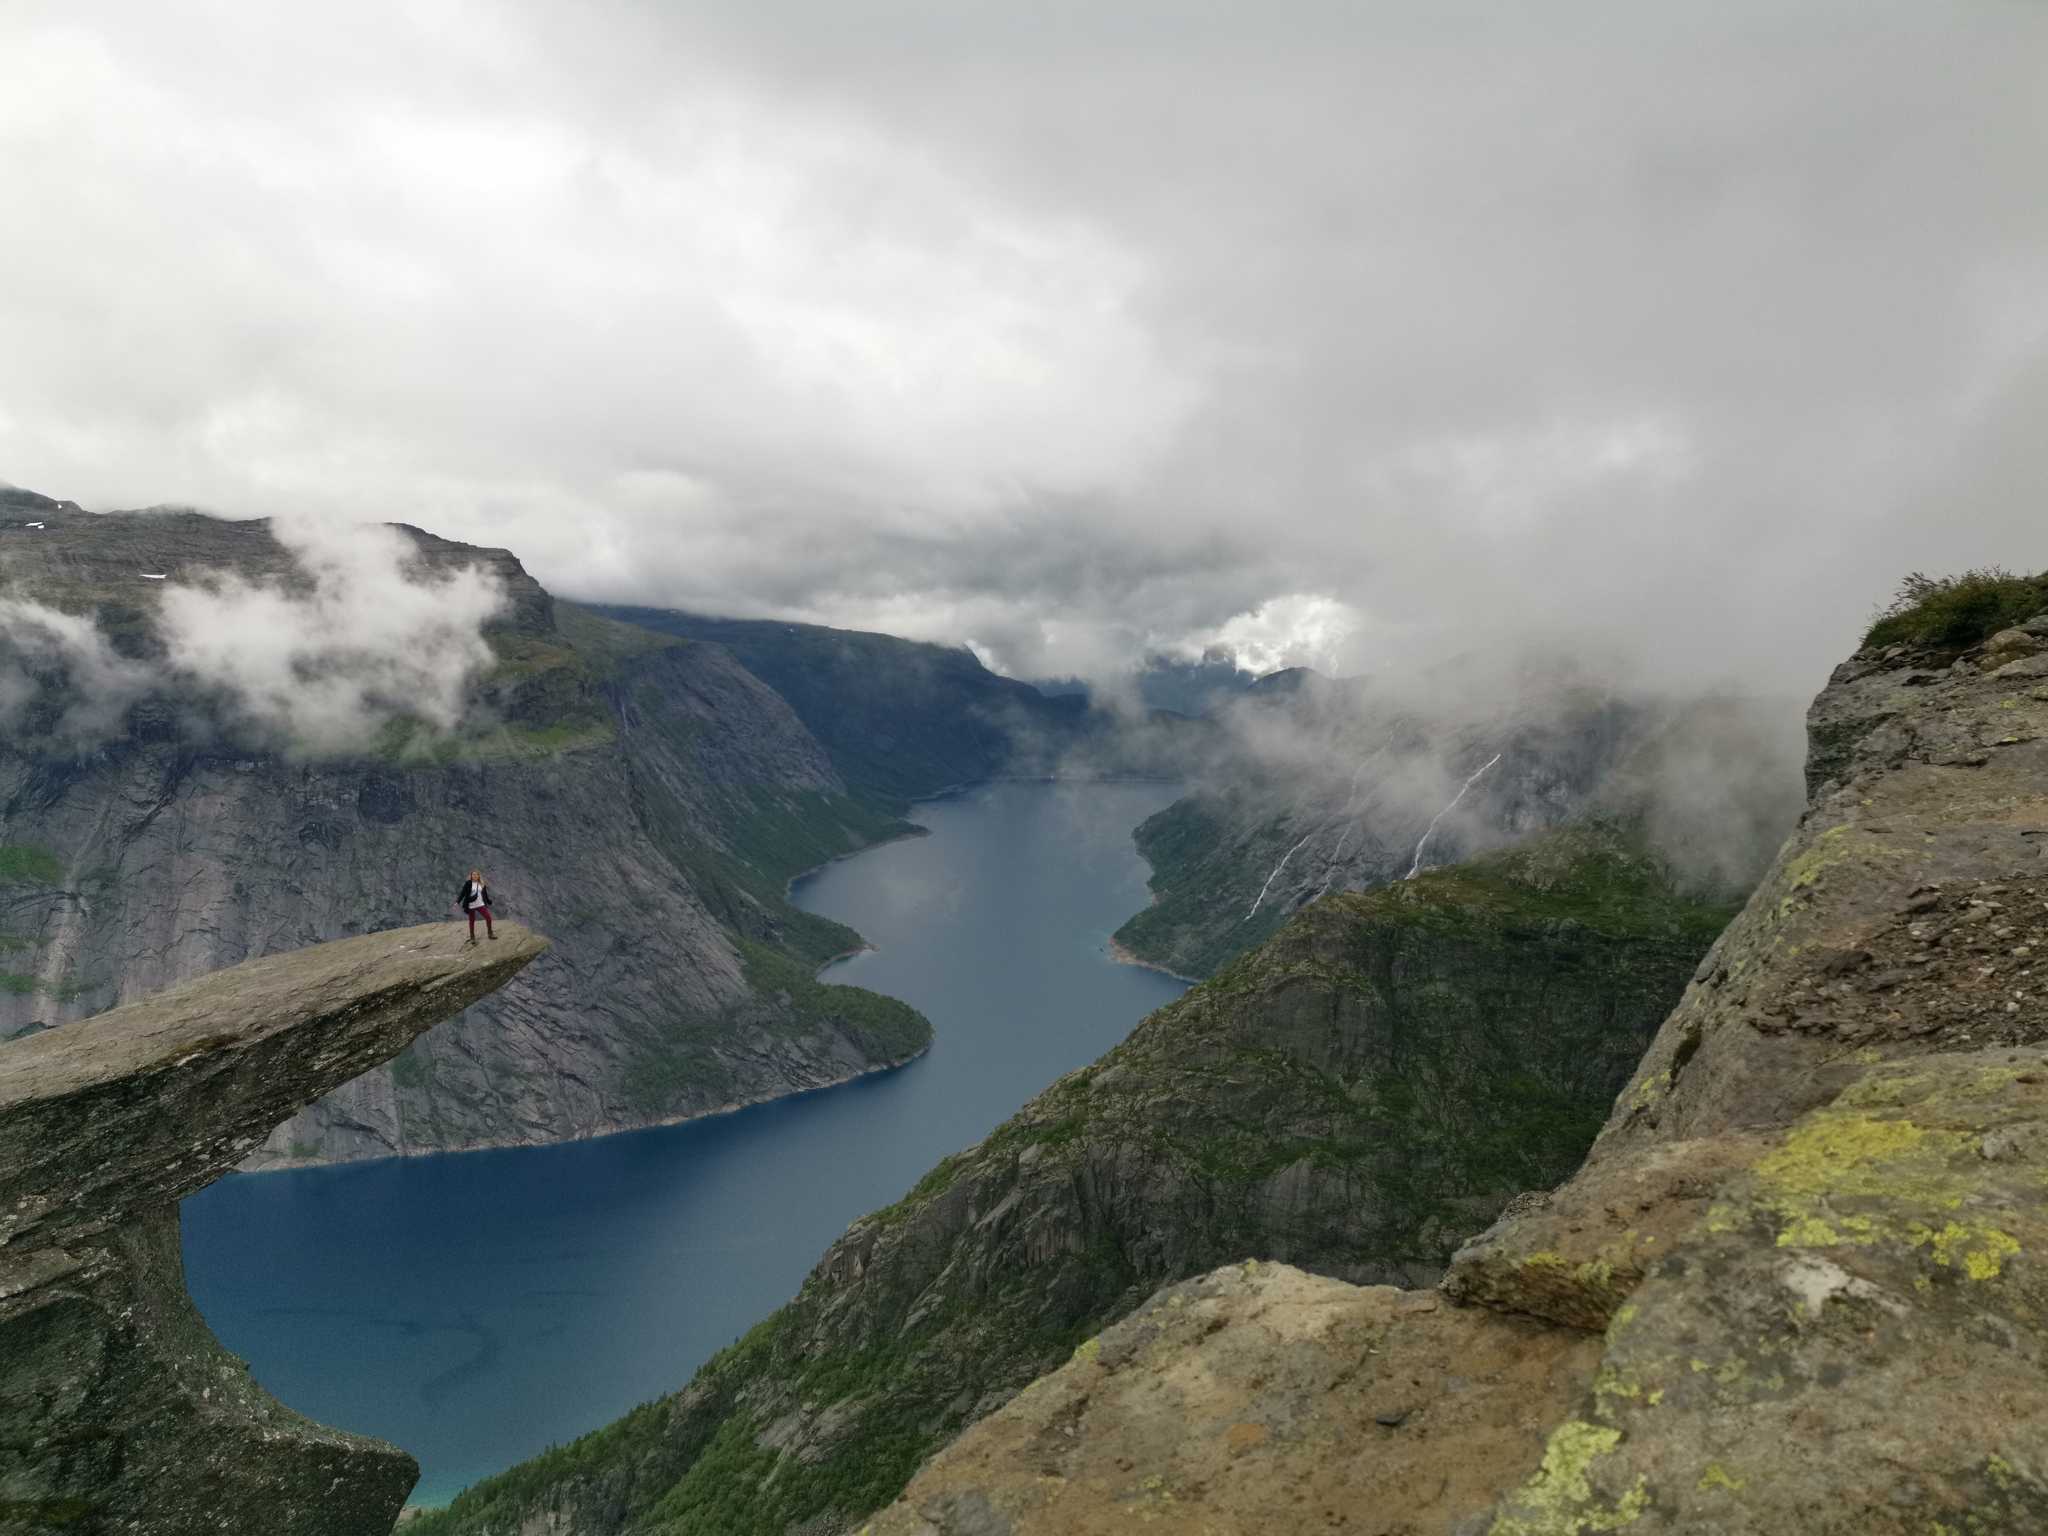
[0,922,546,1536]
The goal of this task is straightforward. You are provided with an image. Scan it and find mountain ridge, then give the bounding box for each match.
[0,492,933,1166]
[583,607,1100,809]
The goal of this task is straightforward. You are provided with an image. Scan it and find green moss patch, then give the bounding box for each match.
[1113,790,1294,978]
[0,845,61,885]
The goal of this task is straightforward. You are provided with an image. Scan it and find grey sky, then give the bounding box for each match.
[3,0,2044,693]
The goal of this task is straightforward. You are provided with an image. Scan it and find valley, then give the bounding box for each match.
[0,487,1820,1533]
[0,490,1004,1165]
[181,780,1185,1507]
[408,819,1736,1534]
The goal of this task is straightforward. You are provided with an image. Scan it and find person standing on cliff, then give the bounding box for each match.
[454,870,496,943]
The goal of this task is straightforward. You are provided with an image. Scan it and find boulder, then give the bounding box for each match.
[1979,627,2047,671]
[859,1260,1601,1536]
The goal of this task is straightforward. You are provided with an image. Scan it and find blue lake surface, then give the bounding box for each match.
[181,779,1187,1507]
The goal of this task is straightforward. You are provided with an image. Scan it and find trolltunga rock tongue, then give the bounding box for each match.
[0,921,546,1536]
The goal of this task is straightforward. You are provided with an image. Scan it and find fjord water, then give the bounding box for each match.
[180,780,1187,1507]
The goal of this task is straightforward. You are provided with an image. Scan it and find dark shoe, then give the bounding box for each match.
[487,933,497,940]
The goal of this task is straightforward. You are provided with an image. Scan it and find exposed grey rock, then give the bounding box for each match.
[0,922,545,1536]
[0,501,930,1166]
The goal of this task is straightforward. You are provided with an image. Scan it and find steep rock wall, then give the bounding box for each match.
[0,494,930,1165]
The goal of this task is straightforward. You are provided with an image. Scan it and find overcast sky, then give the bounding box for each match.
[3,0,2045,692]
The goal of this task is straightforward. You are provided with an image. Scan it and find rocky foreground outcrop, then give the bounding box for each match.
[866,618,2048,1532]
[0,922,545,1536]
[863,1260,1603,1536]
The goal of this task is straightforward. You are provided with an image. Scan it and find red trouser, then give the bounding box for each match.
[467,905,493,938]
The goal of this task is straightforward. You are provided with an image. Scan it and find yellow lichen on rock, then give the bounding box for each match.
[1487,1420,1650,1536]
[1921,1220,2021,1279]
[1726,1067,2037,1282]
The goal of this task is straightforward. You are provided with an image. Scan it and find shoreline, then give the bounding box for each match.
[266,778,1181,1174]
[1107,935,1199,984]
[239,1031,935,1176]
[781,824,933,909]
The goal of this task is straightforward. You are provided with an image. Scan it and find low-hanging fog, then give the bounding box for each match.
[0,522,505,752]
[3,0,2046,699]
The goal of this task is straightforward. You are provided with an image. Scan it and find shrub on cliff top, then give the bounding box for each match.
[1863,567,2048,652]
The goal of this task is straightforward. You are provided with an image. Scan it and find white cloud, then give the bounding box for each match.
[0,600,154,743]
[1383,416,1696,537]
[2,0,2047,696]
[0,520,503,752]
[1181,594,1362,677]
[155,519,504,751]
[0,0,1187,519]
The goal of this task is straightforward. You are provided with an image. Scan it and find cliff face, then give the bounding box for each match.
[410,823,1729,1536]
[0,922,546,1536]
[0,492,930,1165]
[866,609,2048,1533]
